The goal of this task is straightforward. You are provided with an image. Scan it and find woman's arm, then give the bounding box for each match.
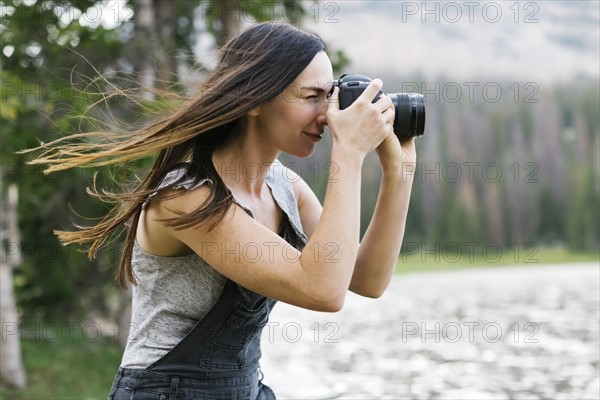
[153,150,360,312]
[294,137,416,299]
[350,136,416,297]
[149,81,392,313]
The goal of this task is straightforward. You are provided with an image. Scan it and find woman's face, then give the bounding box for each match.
[253,51,334,158]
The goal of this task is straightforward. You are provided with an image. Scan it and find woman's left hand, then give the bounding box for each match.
[375,130,417,176]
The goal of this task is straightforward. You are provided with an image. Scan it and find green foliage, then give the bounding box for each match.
[535,186,566,244]
[443,194,481,243]
[362,77,599,268]
[396,246,600,274]
[1,0,154,325]
[328,48,350,75]
[519,106,535,151]
[567,167,600,250]
[580,85,600,136]
[0,333,122,399]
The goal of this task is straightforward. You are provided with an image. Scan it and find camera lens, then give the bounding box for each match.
[389,93,426,139]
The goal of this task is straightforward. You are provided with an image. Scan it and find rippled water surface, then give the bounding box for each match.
[260,263,599,399]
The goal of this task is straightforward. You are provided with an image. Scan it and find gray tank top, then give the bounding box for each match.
[120,160,307,368]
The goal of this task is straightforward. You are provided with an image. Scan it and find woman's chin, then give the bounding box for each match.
[293,147,316,158]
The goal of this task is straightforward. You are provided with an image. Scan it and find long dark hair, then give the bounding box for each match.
[24,22,325,287]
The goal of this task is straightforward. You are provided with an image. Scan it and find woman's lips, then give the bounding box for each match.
[304,132,323,142]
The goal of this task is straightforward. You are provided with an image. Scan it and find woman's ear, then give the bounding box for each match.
[247,106,260,118]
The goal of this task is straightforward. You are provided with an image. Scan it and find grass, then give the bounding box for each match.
[0,332,122,400]
[396,244,599,274]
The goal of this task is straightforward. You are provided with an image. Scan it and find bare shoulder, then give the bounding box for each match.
[151,184,214,219]
[137,185,217,257]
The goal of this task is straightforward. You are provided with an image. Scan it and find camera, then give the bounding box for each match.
[332,74,425,139]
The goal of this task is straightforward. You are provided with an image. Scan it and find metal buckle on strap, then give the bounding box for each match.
[257,367,264,382]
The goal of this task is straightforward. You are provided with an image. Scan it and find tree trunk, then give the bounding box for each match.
[214,0,243,47]
[155,0,177,86]
[0,184,27,388]
[135,0,158,99]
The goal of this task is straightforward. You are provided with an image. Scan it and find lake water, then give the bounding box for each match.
[260,263,599,399]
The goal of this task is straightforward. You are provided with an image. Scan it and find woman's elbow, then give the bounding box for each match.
[360,287,386,299]
[325,296,345,312]
[351,281,390,299]
[309,289,346,312]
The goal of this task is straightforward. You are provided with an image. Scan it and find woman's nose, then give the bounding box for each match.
[316,101,328,126]
[316,113,327,127]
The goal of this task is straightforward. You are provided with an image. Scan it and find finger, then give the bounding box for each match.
[327,86,340,113]
[382,106,395,124]
[357,79,384,105]
[382,119,392,133]
[377,95,394,113]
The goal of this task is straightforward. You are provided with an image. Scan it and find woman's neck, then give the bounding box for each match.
[212,130,280,198]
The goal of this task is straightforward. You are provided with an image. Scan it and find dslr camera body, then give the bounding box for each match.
[333,74,425,140]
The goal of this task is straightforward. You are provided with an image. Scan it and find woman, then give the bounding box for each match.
[29,22,415,399]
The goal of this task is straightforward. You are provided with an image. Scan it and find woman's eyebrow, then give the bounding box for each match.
[301,85,327,92]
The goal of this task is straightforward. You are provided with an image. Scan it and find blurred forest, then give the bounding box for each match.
[0,0,598,387]
[284,75,600,251]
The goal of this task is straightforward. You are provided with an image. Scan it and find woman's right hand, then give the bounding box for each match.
[326,79,395,160]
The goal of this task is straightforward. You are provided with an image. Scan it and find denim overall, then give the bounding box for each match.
[108,162,307,400]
